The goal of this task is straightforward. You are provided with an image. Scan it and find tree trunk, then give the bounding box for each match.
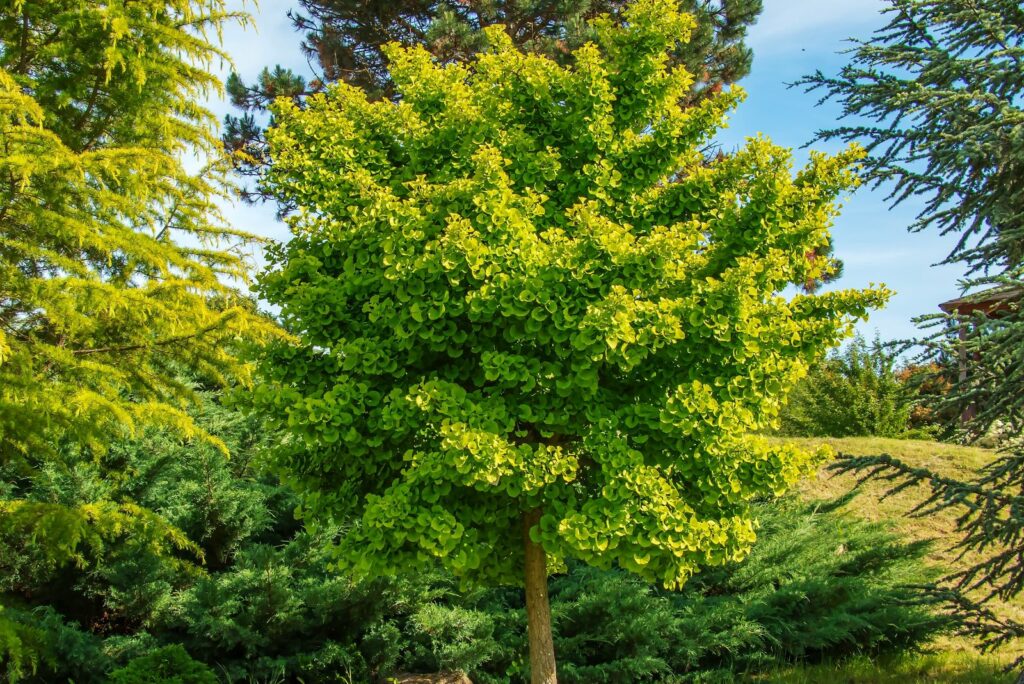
[522,508,557,684]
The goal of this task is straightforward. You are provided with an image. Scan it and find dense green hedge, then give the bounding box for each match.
[465,499,947,683]
[108,646,218,684]
[2,392,948,683]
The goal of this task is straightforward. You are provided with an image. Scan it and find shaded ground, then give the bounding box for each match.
[765,437,1022,682]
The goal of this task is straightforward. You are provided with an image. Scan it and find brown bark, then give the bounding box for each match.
[522,508,557,684]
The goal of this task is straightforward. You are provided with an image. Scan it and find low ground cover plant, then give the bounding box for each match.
[3,398,949,682]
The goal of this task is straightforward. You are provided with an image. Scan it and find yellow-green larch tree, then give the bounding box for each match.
[0,1,281,675]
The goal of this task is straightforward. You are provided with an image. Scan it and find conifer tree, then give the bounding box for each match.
[222,0,763,189]
[0,0,280,674]
[802,0,1024,667]
[255,1,886,680]
[802,0,1024,278]
[294,0,759,100]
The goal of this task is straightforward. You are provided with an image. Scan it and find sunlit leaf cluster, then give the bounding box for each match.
[0,0,283,463]
[0,1,284,674]
[257,0,888,588]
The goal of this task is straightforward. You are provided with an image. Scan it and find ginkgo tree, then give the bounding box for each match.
[254,1,888,681]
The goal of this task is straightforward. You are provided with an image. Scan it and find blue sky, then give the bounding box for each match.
[209,0,967,342]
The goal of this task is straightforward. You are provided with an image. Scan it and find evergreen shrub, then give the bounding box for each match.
[777,336,913,438]
[468,499,948,682]
[107,645,217,684]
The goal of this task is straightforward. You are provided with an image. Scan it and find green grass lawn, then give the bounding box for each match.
[759,437,1021,683]
[787,437,996,565]
[753,651,1013,684]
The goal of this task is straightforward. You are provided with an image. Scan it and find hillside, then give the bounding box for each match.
[760,437,1019,683]
[790,437,996,558]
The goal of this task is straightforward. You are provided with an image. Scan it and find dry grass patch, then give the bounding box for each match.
[788,437,994,541]
[779,437,1023,671]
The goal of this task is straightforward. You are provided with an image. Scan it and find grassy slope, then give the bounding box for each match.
[789,437,996,574]
[758,437,1019,683]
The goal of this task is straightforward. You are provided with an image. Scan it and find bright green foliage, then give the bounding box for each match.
[224,0,762,188]
[469,499,948,683]
[107,645,217,684]
[0,608,43,684]
[0,501,199,572]
[1,388,422,683]
[0,389,245,682]
[1,465,949,683]
[0,0,281,461]
[0,494,203,677]
[777,335,913,439]
[230,0,761,105]
[256,0,888,591]
[0,0,282,674]
[0,388,946,682]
